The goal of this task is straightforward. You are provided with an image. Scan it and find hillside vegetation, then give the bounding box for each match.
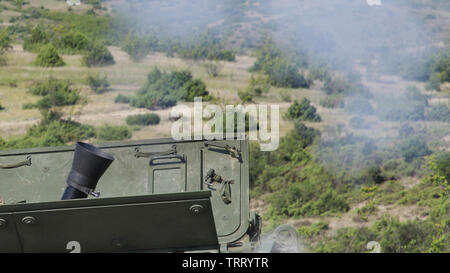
[0,0,448,252]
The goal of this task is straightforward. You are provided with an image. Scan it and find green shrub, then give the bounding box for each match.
[86,73,110,94]
[344,96,374,115]
[279,89,291,102]
[82,41,115,67]
[130,68,210,109]
[266,58,309,88]
[398,123,414,138]
[246,74,271,97]
[0,54,6,66]
[23,25,49,52]
[315,215,443,253]
[377,101,425,122]
[322,75,349,95]
[376,87,428,122]
[237,89,253,103]
[425,73,441,91]
[61,31,89,53]
[126,113,160,126]
[114,94,130,104]
[298,221,329,238]
[203,61,224,77]
[0,28,12,54]
[33,44,65,67]
[0,118,96,150]
[25,78,79,110]
[430,50,450,87]
[362,165,386,185]
[399,137,432,163]
[433,152,450,182]
[349,116,367,130]
[250,36,309,88]
[426,104,450,122]
[319,94,344,108]
[179,31,235,62]
[183,79,209,102]
[293,121,321,148]
[307,66,330,82]
[285,98,321,122]
[121,34,157,62]
[356,201,378,221]
[96,124,132,141]
[28,77,70,96]
[0,102,4,110]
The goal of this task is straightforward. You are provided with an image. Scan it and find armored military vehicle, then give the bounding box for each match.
[0,138,264,253]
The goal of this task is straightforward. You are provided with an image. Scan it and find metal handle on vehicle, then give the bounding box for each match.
[135,145,177,158]
[204,142,240,160]
[0,156,32,169]
[149,154,185,165]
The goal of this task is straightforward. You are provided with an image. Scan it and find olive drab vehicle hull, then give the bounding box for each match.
[0,138,261,253]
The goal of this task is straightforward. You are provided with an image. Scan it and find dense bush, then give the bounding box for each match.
[126,113,160,126]
[399,137,432,163]
[429,50,450,89]
[349,116,368,130]
[250,127,349,218]
[121,33,158,62]
[315,215,446,253]
[319,94,344,108]
[61,31,89,53]
[23,25,49,52]
[285,98,321,122]
[114,94,130,104]
[130,68,210,109]
[398,123,414,138]
[244,74,271,98]
[86,73,110,93]
[250,36,309,88]
[0,118,96,150]
[203,61,224,77]
[96,124,132,141]
[0,28,12,52]
[279,89,291,102]
[426,104,450,122]
[377,49,435,83]
[323,73,371,98]
[82,41,115,67]
[344,96,374,115]
[322,75,350,95]
[0,28,12,65]
[24,26,88,54]
[361,165,386,185]
[307,66,330,82]
[28,77,71,96]
[237,89,253,103]
[376,87,428,122]
[293,121,321,148]
[265,58,309,88]
[25,78,79,110]
[33,44,65,67]
[178,31,235,62]
[433,152,450,182]
[38,9,127,44]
